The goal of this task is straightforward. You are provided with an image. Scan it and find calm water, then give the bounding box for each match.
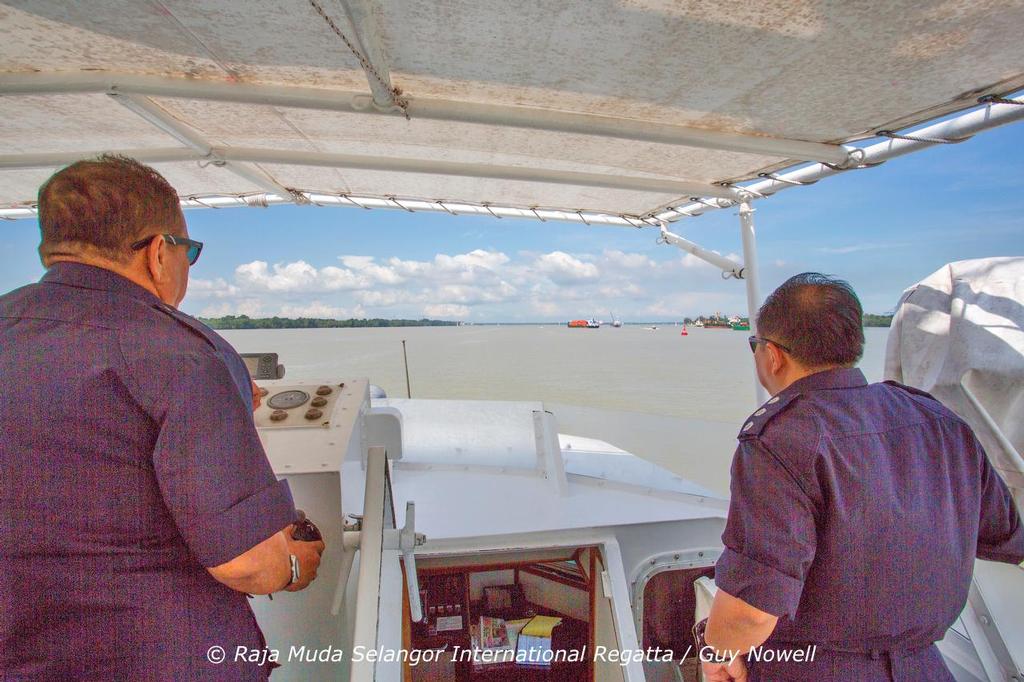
[222,325,890,494]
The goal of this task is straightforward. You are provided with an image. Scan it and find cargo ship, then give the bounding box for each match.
[567,319,601,328]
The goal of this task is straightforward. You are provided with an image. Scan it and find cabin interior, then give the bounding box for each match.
[402,547,714,682]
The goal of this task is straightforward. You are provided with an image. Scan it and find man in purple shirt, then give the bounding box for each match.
[697,273,1024,681]
[0,156,325,680]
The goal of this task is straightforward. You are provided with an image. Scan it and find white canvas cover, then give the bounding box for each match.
[1,1,1024,221]
[884,257,1024,509]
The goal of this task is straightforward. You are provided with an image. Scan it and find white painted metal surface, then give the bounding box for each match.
[738,201,767,404]
[657,224,744,277]
[254,379,368,474]
[659,95,1024,222]
[350,445,389,682]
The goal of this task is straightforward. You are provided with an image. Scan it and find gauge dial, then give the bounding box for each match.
[268,390,310,410]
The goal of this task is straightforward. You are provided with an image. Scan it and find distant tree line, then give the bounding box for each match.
[199,314,458,329]
[680,313,894,327]
[862,314,894,327]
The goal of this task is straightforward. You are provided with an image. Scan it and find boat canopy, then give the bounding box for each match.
[1,1,1023,223]
[885,257,1024,509]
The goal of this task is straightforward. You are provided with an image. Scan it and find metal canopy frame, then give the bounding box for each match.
[0,72,851,162]
[655,93,1024,222]
[0,76,1019,227]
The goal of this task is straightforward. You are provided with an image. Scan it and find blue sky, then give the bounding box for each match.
[2,122,1022,322]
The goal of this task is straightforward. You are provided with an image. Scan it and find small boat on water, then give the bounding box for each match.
[567,318,600,328]
[702,317,731,329]
[730,320,750,331]
[681,325,689,336]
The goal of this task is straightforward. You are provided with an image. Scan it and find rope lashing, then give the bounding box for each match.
[978,94,1024,106]
[877,129,969,145]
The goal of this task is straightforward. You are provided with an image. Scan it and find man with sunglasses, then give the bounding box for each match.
[695,273,1023,681]
[0,156,325,680]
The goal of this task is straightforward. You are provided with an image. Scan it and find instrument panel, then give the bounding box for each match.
[254,382,348,429]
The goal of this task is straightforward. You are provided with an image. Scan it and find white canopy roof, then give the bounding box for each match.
[1,1,1023,222]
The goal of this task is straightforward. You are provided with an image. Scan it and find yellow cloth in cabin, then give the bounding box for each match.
[521,615,562,637]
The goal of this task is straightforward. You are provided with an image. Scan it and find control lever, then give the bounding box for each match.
[292,509,322,542]
[329,501,426,621]
[399,502,426,622]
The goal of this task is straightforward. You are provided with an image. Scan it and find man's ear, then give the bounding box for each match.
[145,235,167,284]
[767,342,787,376]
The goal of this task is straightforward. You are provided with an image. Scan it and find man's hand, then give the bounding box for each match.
[283,525,325,592]
[702,657,748,681]
[251,380,263,410]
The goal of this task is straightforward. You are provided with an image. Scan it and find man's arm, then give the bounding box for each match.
[975,436,1024,565]
[150,353,320,585]
[702,435,818,680]
[705,588,779,654]
[208,526,324,594]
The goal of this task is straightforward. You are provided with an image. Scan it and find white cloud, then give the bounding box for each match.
[233,260,378,292]
[816,243,908,254]
[602,249,655,269]
[188,277,239,298]
[279,301,365,318]
[640,291,737,319]
[534,251,600,283]
[182,245,754,322]
[235,260,320,292]
[531,300,562,316]
[339,255,405,284]
[354,289,426,306]
[200,299,263,317]
[599,283,644,298]
[424,303,470,319]
[436,249,509,272]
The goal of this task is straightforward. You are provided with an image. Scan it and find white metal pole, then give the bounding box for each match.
[739,201,768,404]
[659,94,1024,221]
[0,72,850,162]
[0,145,739,200]
[659,223,745,276]
[350,446,387,682]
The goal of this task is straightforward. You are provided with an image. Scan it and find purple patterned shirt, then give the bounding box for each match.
[715,367,1024,681]
[1,263,296,680]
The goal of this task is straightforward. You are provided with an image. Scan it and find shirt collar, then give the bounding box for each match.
[41,262,162,305]
[783,366,868,395]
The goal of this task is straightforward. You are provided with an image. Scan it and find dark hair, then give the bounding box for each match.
[38,154,182,263]
[756,272,864,367]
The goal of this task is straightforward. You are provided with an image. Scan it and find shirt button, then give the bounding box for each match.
[742,422,754,431]
[766,396,780,404]
[754,408,767,416]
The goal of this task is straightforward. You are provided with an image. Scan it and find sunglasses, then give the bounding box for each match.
[131,233,204,265]
[748,335,792,354]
